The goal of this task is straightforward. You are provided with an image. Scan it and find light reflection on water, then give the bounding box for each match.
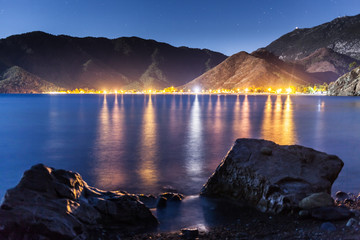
[138,95,159,188]
[1,94,360,197]
[261,95,297,145]
[93,94,126,189]
[1,94,360,231]
[185,95,203,178]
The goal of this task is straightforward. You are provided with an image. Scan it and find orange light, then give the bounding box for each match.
[276,89,282,94]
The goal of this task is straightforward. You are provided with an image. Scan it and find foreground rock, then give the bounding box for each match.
[328,66,360,96]
[0,164,158,239]
[201,139,344,213]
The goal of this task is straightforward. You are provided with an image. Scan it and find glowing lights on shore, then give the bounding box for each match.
[45,85,326,95]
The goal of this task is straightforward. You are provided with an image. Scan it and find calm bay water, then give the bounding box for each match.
[1,94,360,229]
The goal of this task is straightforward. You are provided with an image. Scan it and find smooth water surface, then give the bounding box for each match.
[1,94,360,230]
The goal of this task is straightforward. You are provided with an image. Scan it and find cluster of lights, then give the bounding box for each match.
[47,85,326,95]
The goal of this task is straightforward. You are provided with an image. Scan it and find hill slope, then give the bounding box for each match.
[266,14,360,61]
[0,31,227,91]
[182,49,322,90]
[0,66,62,93]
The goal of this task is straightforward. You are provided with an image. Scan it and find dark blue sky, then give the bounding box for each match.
[0,0,359,55]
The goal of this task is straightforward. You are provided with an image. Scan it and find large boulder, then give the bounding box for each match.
[328,66,360,96]
[0,164,158,239]
[200,139,344,213]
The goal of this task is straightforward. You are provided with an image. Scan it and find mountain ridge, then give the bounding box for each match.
[0,31,227,92]
[265,14,360,61]
[182,49,323,91]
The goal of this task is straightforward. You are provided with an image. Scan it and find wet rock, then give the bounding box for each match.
[180,228,199,239]
[346,218,358,227]
[159,192,184,202]
[320,222,336,232]
[157,197,168,208]
[299,192,334,209]
[335,191,349,202]
[311,206,353,220]
[137,194,157,208]
[201,139,343,213]
[0,164,158,240]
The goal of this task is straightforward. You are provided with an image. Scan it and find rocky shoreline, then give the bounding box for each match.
[1,139,360,239]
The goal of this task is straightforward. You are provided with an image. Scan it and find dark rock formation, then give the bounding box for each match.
[182,49,323,91]
[0,31,227,92]
[328,66,360,96]
[0,164,158,239]
[200,139,343,213]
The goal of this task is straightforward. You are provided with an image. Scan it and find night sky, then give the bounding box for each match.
[0,0,359,55]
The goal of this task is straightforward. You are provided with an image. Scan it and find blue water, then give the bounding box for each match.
[0,94,360,229]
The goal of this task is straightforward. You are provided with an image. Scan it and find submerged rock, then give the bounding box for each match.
[200,139,344,213]
[0,164,158,239]
[159,192,184,202]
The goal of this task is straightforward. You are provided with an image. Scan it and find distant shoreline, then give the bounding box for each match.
[0,92,329,96]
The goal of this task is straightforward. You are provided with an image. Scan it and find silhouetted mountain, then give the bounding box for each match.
[182,49,322,90]
[0,66,62,93]
[266,14,360,61]
[0,31,227,92]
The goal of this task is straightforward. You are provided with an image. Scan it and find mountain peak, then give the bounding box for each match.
[266,14,360,61]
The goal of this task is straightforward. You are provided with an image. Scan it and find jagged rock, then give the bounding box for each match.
[298,192,334,209]
[200,139,343,213]
[328,66,360,96]
[346,218,358,227]
[0,164,158,239]
[159,192,184,202]
[137,194,157,208]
